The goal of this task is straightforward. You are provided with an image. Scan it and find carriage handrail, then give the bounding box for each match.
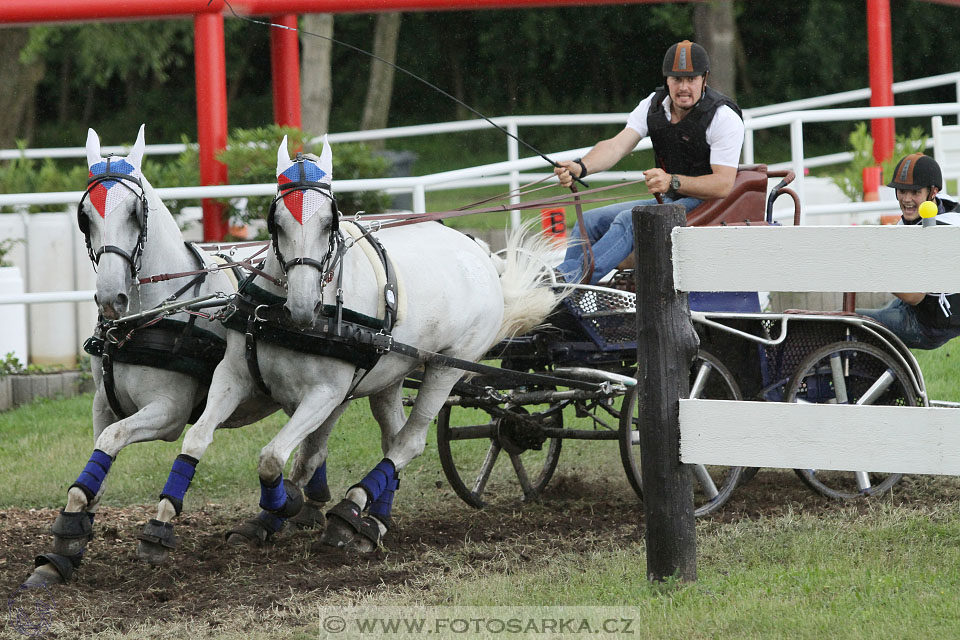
[689,311,790,347]
[688,310,927,404]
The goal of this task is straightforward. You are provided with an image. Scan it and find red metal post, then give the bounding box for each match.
[867,0,895,164]
[194,11,230,242]
[270,14,303,129]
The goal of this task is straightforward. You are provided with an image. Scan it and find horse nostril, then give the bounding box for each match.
[116,293,129,311]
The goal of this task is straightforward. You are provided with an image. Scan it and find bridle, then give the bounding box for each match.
[77,156,149,279]
[267,153,343,287]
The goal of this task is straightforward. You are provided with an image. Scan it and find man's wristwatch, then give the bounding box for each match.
[574,158,588,179]
[670,174,681,192]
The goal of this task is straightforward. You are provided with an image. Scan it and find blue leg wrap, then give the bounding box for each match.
[256,510,285,534]
[304,461,330,502]
[72,449,114,500]
[368,475,400,524]
[357,459,397,504]
[160,454,198,516]
[259,474,287,512]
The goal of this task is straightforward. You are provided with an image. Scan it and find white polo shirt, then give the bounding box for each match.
[625,91,745,168]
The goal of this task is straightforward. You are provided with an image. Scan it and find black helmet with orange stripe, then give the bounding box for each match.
[662,40,710,77]
[887,153,942,190]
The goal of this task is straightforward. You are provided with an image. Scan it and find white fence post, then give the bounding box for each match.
[507,119,521,230]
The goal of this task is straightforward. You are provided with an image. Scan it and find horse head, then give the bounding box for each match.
[80,125,149,320]
[271,135,338,330]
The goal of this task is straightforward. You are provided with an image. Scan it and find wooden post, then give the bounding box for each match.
[634,203,699,583]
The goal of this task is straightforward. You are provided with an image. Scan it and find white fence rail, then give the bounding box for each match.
[672,224,960,475]
[2,73,960,365]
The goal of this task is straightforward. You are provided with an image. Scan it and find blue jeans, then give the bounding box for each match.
[857,298,960,350]
[555,196,703,284]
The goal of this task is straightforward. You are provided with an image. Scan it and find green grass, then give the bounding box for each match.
[912,341,960,402]
[5,344,960,638]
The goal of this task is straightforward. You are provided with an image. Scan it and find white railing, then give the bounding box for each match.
[2,101,959,225]
[670,223,960,475]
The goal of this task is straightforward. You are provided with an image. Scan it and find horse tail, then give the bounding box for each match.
[490,221,570,344]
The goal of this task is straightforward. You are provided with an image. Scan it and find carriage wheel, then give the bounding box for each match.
[786,341,916,499]
[436,396,563,509]
[619,350,745,517]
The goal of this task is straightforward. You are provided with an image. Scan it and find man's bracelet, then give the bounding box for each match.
[574,158,588,179]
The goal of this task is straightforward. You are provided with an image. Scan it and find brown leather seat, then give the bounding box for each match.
[617,164,770,270]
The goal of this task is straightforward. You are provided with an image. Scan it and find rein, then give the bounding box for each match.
[359,179,648,229]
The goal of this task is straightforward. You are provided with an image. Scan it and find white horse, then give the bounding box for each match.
[137,136,564,560]
[25,126,280,586]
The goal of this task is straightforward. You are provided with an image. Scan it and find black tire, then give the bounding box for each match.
[786,341,916,499]
[619,350,746,517]
[436,397,563,510]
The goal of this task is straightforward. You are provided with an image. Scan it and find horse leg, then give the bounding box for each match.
[26,392,190,586]
[324,371,457,552]
[227,390,346,547]
[136,360,252,565]
[287,404,348,531]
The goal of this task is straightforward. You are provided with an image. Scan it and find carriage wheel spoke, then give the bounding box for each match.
[471,442,502,497]
[691,464,719,499]
[829,353,849,404]
[689,361,713,399]
[509,453,536,500]
[855,369,896,406]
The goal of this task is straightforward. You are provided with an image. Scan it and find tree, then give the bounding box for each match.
[693,0,737,100]
[0,29,46,147]
[359,12,403,146]
[301,13,335,137]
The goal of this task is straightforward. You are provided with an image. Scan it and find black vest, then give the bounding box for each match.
[646,85,742,178]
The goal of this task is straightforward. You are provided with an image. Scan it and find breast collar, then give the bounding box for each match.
[223,224,399,397]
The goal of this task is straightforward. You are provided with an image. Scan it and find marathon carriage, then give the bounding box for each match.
[52,143,932,588]
[429,164,931,514]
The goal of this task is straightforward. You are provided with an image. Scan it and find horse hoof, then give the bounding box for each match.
[136,519,177,565]
[344,516,384,554]
[136,540,170,566]
[288,501,327,531]
[319,500,362,548]
[224,518,272,548]
[23,557,71,587]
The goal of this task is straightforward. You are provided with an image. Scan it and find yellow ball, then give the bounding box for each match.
[918,201,938,219]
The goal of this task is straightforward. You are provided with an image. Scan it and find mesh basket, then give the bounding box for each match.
[562,286,637,349]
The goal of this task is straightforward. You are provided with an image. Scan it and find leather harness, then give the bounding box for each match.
[223,221,400,397]
[84,243,231,421]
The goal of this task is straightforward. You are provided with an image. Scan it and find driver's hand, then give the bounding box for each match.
[643,168,670,194]
[554,161,578,188]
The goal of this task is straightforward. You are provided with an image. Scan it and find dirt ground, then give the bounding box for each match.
[0,470,950,638]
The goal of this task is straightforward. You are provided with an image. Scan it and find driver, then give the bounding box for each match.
[553,39,744,284]
[856,153,960,349]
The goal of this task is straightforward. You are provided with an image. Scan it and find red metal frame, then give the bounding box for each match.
[867,0,895,165]
[194,12,231,241]
[270,14,302,129]
[0,0,922,239]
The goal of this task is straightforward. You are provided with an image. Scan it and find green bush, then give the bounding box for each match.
[1,126,390,224]
[0,141,89,213]
[831,122,928,202]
